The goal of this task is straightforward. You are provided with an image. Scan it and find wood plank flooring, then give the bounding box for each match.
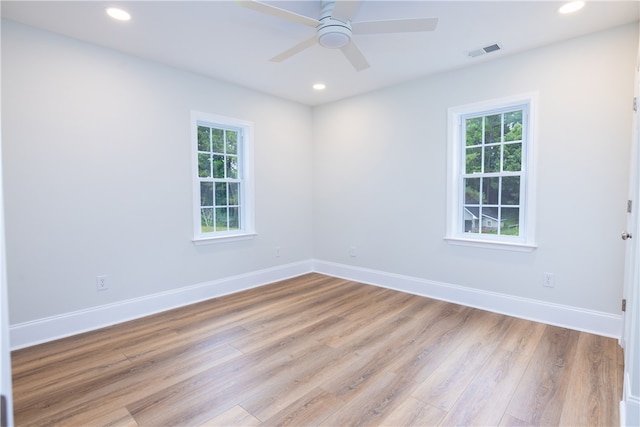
[11,273,623,426]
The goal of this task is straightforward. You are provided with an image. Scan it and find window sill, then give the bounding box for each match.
[444,236,537,252]
[193,232,257,245]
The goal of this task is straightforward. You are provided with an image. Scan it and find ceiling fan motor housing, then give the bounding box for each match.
[317,18,352,49]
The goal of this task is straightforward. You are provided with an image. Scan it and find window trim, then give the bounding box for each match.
[191,111,255,245]
[445,93,538,251]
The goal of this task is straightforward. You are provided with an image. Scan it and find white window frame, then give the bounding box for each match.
[191,111,255,245]
[445,93,538,251]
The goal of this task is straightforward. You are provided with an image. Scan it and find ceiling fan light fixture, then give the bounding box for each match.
[317,24,351,49]
[240,0,438,71]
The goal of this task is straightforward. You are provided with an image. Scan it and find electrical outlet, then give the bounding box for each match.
[349,246,357,257]
[543,272,555,288]
[96,275,108,291]
[275,246,281,258]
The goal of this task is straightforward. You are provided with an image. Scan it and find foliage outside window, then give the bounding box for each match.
[192,112,254,243]
[446,94,537,250]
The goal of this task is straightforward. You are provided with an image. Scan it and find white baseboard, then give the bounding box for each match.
[622,373,640,427]
[312,260,623,339]
[10,259,623,350]
[9,261,313,350]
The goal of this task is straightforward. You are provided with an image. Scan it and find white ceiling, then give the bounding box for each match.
[2,1,638,106]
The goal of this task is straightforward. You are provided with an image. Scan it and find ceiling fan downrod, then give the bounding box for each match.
[317,0,352,49]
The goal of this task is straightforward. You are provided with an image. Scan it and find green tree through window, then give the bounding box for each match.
[191,111,254,243]
[463,108,525,237]
[197,124,241,233]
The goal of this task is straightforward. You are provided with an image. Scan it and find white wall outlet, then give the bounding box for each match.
[275,246,281,258]
[96,275,108,291]
[349,246,357,257]
[543,272,555,288]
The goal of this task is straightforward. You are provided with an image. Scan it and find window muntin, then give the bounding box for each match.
[462,107,525,237]
[446,94,536,250]
[198,125,241,233]
[192,112,254,243]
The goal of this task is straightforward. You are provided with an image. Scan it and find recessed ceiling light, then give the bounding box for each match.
[106,7,131,21]
[558,1,585,14]
[313,83,326,91]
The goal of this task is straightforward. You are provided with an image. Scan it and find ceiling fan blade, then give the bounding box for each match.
[236,0,320,28]
[330,0,361,22]
[270,36,318,62]
[352,17,438,35]
[340,41,370,72]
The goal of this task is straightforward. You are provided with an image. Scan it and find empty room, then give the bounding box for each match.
[1,1,639,426]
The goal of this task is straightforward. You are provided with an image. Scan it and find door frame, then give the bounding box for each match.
[621,36,639,351]
[619,34,640,427]
[0,129,14,426]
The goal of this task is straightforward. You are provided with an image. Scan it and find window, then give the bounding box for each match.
[446,94,537,250]
[191,111,254,244]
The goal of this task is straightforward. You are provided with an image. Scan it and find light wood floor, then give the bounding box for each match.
[12,273,623,426]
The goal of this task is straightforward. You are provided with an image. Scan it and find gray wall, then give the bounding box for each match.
[2,20,314,325]
[2,19,637,325]
[312,23,637,315]
[2,18,638,423]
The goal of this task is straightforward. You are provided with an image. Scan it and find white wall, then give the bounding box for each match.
[313,23,638,316]
[1,20,314,326]
[2,19,638,346]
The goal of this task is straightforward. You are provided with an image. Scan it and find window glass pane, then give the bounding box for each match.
[200,182,213,207]
[503,143,521,172]
[485,114,501,144]
[215,182,227,206]
[227,156,238,179]
[198,154,211,178]
[465,117,483,146]
[201,208,214,233]
[504,111,523,142]
[481,207,499,234]
[226,130,238,155]
[501,177,520,205]
[198,126,210,151]
[229,207,240,230]
[229,183,239,205]
[216,207,228,231]
[212,155,225,178]
[463,206,480,233]
[212,128,224,153]
[484,145,501,173]
[464,178,480,204]
[450,100,530,243]
[501,207,520,236]
[466,147,482,173]
[482,177,499,204]
[193,113,252,238]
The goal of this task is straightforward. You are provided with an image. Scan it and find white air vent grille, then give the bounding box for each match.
[467,43,502,58]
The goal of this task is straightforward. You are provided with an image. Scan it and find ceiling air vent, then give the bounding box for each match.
[468,43,502,58]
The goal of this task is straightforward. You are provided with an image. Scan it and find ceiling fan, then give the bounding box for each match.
[237,0,438,72]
